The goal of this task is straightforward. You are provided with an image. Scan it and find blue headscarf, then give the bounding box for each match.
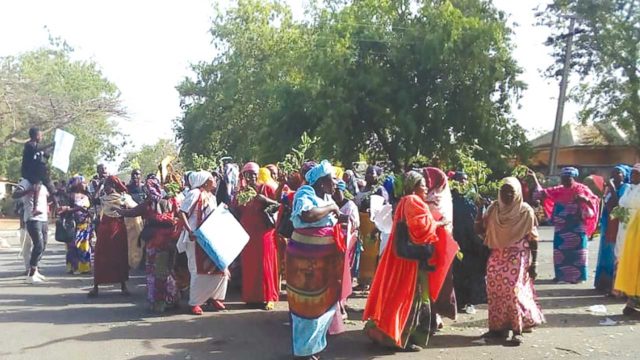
[561,167,579,178]
[614,164,632,183]
[305,160,334,186]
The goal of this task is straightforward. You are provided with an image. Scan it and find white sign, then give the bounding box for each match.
[195,203,250,269]
[51,129,75,173]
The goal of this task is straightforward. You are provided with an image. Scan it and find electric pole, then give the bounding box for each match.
[548,16,576,175]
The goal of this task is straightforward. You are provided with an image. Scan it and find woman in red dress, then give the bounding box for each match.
[235,162,280,310]
[89,176,137,297]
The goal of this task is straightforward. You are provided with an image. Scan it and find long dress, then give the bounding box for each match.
[355,185,388,287]
[94,193,135,285]
[179,188,228,306]
[65,193,94,274]
[537,183,599,283]
[363,195,439,349]
[594,183,629,292]
[287,185,343,357]
[451,191,488,307]
[237,184,279,304]
[142,199,179,311]
[614,184,640,309]
[486,236,545,333]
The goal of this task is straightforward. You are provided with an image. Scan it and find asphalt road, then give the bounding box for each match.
[0,224,638,360]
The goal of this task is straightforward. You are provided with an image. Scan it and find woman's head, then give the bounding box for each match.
[365,165,383,185]
[499,177,522,206]
[189,171,215,192]
[333,180,347,204]
[423,167,447,192]
[266,164,278,181]
[145,176,163,202]
[613,164,631,184]
[560,167,579,187]
[306,160,335,195]
[68,175,86,193]
[130,169,142,184]
[403,171,427,199]
[242,162,260,187]
[287,172,303,191]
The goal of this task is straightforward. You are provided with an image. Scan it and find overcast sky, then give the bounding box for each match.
[0,0,577,156]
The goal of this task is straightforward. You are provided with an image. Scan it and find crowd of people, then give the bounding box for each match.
[13,128,640,359]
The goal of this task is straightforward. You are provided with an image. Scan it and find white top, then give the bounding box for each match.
[17,179,49,222]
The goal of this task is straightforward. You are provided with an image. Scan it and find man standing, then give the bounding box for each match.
[126,169,145,204]
[13,178,50,284]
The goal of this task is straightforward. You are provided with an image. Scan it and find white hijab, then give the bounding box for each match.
[189,171,213,189]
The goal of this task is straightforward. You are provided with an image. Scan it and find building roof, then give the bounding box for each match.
[530,121,630,148]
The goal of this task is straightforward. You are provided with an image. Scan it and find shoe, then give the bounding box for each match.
[211,300,226,311]
[481,330,508,339]
[34,270,46,281]
[191,305,204,315]
[510,334,524,346]
[464,305,476,314]
[401,344,422,352]
[25,275,44,284]
[264,301,275,311]
[623,306,639,316]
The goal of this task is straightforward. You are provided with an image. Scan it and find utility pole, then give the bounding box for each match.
[548,16,576,175]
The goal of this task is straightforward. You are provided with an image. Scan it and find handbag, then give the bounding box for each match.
[277,203,295,238]
[55,214,76,243]
[263,204,279,228]
[394,220,435,271]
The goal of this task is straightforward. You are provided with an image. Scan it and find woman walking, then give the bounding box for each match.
[178,171,229,315]
[363,171,448,352]
[89,176,138,297]
[287,160,345,360]
[236,162,280,310]
[117,176,180,313]
[531,168,599,284]
[614,165,640,315]
[475,177,544,345]
[60,176,94,275]
[594,165,630,293]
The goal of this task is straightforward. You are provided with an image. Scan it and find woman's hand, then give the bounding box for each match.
[436,219,451,228]
[575,194,590,203]
[528,262,538,280]
[56,206,70,215]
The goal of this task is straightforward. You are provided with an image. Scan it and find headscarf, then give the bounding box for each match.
[265,164,278,175]
[561,167,579,178]
[424,167,447,192]
[189,171,213,189]
[614,164,632,184]
[258,167,275,185]
[105,175,128,193]
[334,166,344,181]
[145,176,163,202]
[301,161,317,178]
[344,169,359,195]
[68,175,85,190]
[485,177,538,249]
[367,165,383,177]
[242,162,260,174]
[403,171,424,196]
[305,160,334,186]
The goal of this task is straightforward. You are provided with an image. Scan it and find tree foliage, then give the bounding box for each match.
[176,0,529,171]
[538,0,640,143]
[118,139,179,177]
[0,39,126,180]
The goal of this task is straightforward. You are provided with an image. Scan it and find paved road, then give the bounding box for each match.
[0,225,638,360]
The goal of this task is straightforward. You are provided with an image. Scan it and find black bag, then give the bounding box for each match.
[394,221,435,271]
[263,204,279,228]
[55,214,76,243]
[276,203,294,238]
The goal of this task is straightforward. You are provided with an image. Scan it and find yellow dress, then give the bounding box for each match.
[614,210,640,297]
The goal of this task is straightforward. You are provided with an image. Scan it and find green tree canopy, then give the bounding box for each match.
[176,0,529,171]
[538,0,640,143]
[0,39,126,180]
[118,139,180,178]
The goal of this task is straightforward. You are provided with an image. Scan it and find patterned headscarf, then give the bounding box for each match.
[403,171,424,196]
[105,175,128,193]
[305,160,334,186]
[614,164,632,183]
[145,176,163,202]
[561,167,579,178]
[242,162,260,174]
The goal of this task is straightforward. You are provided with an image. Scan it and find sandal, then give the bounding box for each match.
[191,305,204,315]
[264,301,275,311]
[481,330,508,339]
[510,334,524,346]
[88,287,99,298]
[212,300,226,311]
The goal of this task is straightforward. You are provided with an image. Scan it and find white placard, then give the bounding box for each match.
[369,194,385,220]
[51,129,75,173]
[195,203,250,269]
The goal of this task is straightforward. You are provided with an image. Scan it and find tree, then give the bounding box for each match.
[0,38,126,180]
[538,0,640,144]
[176,0,529,171]
[118,139,180,178]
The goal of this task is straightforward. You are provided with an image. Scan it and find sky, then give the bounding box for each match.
[0,0,578,157]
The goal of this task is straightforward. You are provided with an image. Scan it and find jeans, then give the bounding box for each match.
[26,220,48,268]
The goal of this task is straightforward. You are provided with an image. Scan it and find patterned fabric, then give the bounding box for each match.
[145,247,178,310]
[486,236,545,333]
[552,202,589,283]
[66,221,93,274]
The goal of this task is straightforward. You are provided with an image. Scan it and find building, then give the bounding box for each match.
[529,121,640,177]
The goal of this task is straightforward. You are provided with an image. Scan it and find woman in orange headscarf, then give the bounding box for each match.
[363,171,452,352]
